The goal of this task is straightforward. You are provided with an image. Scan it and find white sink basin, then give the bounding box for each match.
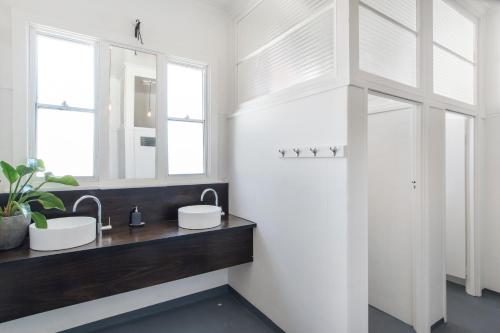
[29,216,96,251]
[178,205,222,230]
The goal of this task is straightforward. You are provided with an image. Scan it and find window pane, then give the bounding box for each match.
[168,121,204,175]
[167,64,204,120]
[359,6,417,86]
[37,35,95,109]
[36,109,94,177]
[433,0,475,62]
[361,0,417,31]
[433,46,474,104]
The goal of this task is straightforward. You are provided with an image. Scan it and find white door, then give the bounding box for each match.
[445,113,467,280]
[368,102,416,326]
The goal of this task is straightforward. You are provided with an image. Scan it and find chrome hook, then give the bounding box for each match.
[278,149,286,158]
[310,147,318,157]
[330,146,338,157]
[293,148,301,157]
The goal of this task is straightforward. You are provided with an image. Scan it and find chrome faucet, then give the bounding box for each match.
[201,188,225,216]
[73,195,112,238]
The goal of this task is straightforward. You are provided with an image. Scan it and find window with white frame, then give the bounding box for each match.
[34,32,96,177]
[31,28,209,180]
[433,0,476,105]
[358,0,418,87]
[167,63,206,175]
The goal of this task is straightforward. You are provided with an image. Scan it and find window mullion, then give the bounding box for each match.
[156,55,168,180]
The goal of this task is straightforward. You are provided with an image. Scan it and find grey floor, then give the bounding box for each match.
[370,282,500,333]
[88,293,281,333]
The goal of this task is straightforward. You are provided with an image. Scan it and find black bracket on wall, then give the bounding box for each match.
[135,19,143,44]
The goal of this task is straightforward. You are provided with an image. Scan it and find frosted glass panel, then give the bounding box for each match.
[168,121,204,175]
[167,64,204,120]
[433,46,474,104]
[37,35,95,109]
[237,0,333,59]
[37,109,94,177]
[433,0,475,62]
[359,6,417,86]
[361,0,417,31]
[238,9,335,103]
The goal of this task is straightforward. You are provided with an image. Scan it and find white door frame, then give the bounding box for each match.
[444,110,480,297]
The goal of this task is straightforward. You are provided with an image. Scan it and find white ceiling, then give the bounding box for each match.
[201,0,255,15]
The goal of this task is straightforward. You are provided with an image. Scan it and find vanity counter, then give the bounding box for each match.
[0,215,256,323]
[0,214,255,264]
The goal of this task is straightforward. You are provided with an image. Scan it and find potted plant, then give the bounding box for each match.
[0,159,79,250]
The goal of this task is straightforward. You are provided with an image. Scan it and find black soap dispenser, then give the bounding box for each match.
[129,206,145,228]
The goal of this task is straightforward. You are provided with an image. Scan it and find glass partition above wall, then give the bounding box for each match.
[108,46,157,179]
[358,0,418,87]
[433,0,476,105]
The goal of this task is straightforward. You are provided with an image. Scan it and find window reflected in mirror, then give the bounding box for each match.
[108,46,157,179]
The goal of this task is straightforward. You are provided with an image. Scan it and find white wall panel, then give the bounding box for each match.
[228,87,349,333]
[237,0,333,60]
[238,8,335,103]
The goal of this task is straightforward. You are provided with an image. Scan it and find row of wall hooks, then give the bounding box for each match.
[278,145,347,159]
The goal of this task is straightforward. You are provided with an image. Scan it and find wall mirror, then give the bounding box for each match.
[108,46,157,179]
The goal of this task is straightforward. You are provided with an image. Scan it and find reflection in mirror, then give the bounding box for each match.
[108,46,157,179]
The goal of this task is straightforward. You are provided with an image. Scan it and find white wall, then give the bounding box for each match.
[0,0,232,330]
[0,2,12,165]
[227,1,355,331]
[228,87,349,333]
[445,113,467,280]
[0,0,233,189]
[481,6,500,294]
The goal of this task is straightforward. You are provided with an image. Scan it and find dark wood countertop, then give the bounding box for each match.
[0,215,256,265]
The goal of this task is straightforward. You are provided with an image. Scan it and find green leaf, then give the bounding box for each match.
[45,174,79,187]
[16,165,34,177]
[36,192,66,211]
[20,184,34,193]
[31,212,47,229]
[11,201,31,218]
[0,161,20,184]
[28,159,45,172]
[20,190,44,202]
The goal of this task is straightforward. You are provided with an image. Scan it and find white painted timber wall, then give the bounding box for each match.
[0,0,232,331]
[228,0,357,332]
[228,87,349,333]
